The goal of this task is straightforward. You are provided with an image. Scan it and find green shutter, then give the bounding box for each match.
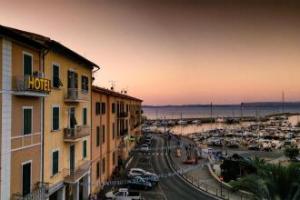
[23,109,32,135]
[83,140,87,158]
[83,108,87,125]
[24,54,32,76]
[53,65,60,88]
[96,127,100,146]
[53,107,59,130]
[102,125,105,143]
[52,151,59,175]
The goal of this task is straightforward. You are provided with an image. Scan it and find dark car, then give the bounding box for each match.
[127,176,153,190]
[141,174,159,185]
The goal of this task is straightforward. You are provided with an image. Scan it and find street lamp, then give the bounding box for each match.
[220,176,224,197]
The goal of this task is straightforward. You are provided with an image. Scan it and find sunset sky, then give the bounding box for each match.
[1,0,300,105]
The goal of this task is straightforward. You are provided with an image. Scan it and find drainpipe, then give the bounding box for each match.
[40,48,49,192]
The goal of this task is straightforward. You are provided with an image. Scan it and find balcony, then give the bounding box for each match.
[63,125,90,142]
[12,182,49,200]
[118,111,128,118]
[64,88,89,103]
[63,160,91,183]
[12,75,51,97]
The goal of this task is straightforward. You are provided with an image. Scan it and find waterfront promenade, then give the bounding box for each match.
[166,134,250,200]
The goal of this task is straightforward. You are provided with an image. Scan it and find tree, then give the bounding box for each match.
[284,146,299,160]
[230,163,300,200]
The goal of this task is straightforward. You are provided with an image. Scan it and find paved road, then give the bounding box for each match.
[129,134,216,200]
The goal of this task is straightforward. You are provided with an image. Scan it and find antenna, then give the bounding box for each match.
[109,80,116,91]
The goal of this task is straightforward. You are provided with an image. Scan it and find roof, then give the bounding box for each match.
[92,85,143,102]
[0,24,99,69]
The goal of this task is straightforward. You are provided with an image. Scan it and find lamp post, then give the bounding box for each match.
[220,176,224,197]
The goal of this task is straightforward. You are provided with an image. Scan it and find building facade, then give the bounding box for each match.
[43,47,96,200]
[0,25,142,200]
[0,25,99,200]
[91,86,142,194]
[0,26,51,199]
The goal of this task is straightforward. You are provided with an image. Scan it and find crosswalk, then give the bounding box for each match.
[139,151,168,156]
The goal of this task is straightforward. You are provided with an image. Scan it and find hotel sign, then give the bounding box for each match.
[27,76,51,93]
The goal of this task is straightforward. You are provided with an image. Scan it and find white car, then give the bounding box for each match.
[105,188,143,200]
[139,144,150,152]
[128,168,158,179]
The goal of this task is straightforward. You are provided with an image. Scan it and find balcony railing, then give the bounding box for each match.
[12,182,49,200]
[12,75,51,97]
[64,88,89,102]
[63,125,90,142]
[118,111,128,118]
[63,160,91,183]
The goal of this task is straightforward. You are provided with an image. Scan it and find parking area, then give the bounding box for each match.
[127,136,166,200]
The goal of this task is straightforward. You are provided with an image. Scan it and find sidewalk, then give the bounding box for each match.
[167,135,249,200]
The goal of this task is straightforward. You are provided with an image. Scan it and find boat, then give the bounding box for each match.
[192,120,201,125]
[178,120,187,125]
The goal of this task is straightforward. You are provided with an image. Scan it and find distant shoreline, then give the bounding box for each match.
[143,101,300,108]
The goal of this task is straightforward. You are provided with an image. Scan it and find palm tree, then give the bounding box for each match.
[230,162,300,200]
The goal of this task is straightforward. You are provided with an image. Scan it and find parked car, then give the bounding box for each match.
[127,176,153,190]
[139,174,159,185]
[105,188,143,200]
[139,144,150,152]
[128,168,158,180]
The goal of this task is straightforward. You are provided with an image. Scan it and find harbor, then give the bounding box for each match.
[143,113,300,154]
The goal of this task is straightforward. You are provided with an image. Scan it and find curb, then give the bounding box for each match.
[206,159,252,199]
[164,138,222,200]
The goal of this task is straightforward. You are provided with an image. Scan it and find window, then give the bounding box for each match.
[81,76,89,92]
[67,70,78,89]
[23,108,32,135]
[83,140,87,159]
[102,158,105,173]
[96,126,100,146]
[22,162,31,195]
[102,125,105,144]
[113,152,116,165]
[23,53,32,76]
[96,161,100,178]
[96,102,101,115]
[112,103,116,113]
[101,102,106,114]
[126,104,129,112]
[52,64,60,88]
[52,150,59,175]
[82,108,87,125]
[112,122,115,139]
[52,106,59,131]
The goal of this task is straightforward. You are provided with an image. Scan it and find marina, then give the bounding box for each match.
[143,114,300,153]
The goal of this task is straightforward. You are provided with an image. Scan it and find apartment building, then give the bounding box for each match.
[43,44,98,200]
[0,26,50,199]
[0,25,99,200]
[91,86,142,194]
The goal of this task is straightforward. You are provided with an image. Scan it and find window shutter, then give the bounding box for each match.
[52,151,59,175]
[53,107,59,130]
[24,109,32,135]
[24,54,32,76]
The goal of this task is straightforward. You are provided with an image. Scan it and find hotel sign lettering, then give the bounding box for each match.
[27,76,51,93]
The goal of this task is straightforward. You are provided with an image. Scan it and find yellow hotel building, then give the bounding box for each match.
[0,25,99,200]
[0,25,50,200]
[0,25,142,200]
[91,86,142,195]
